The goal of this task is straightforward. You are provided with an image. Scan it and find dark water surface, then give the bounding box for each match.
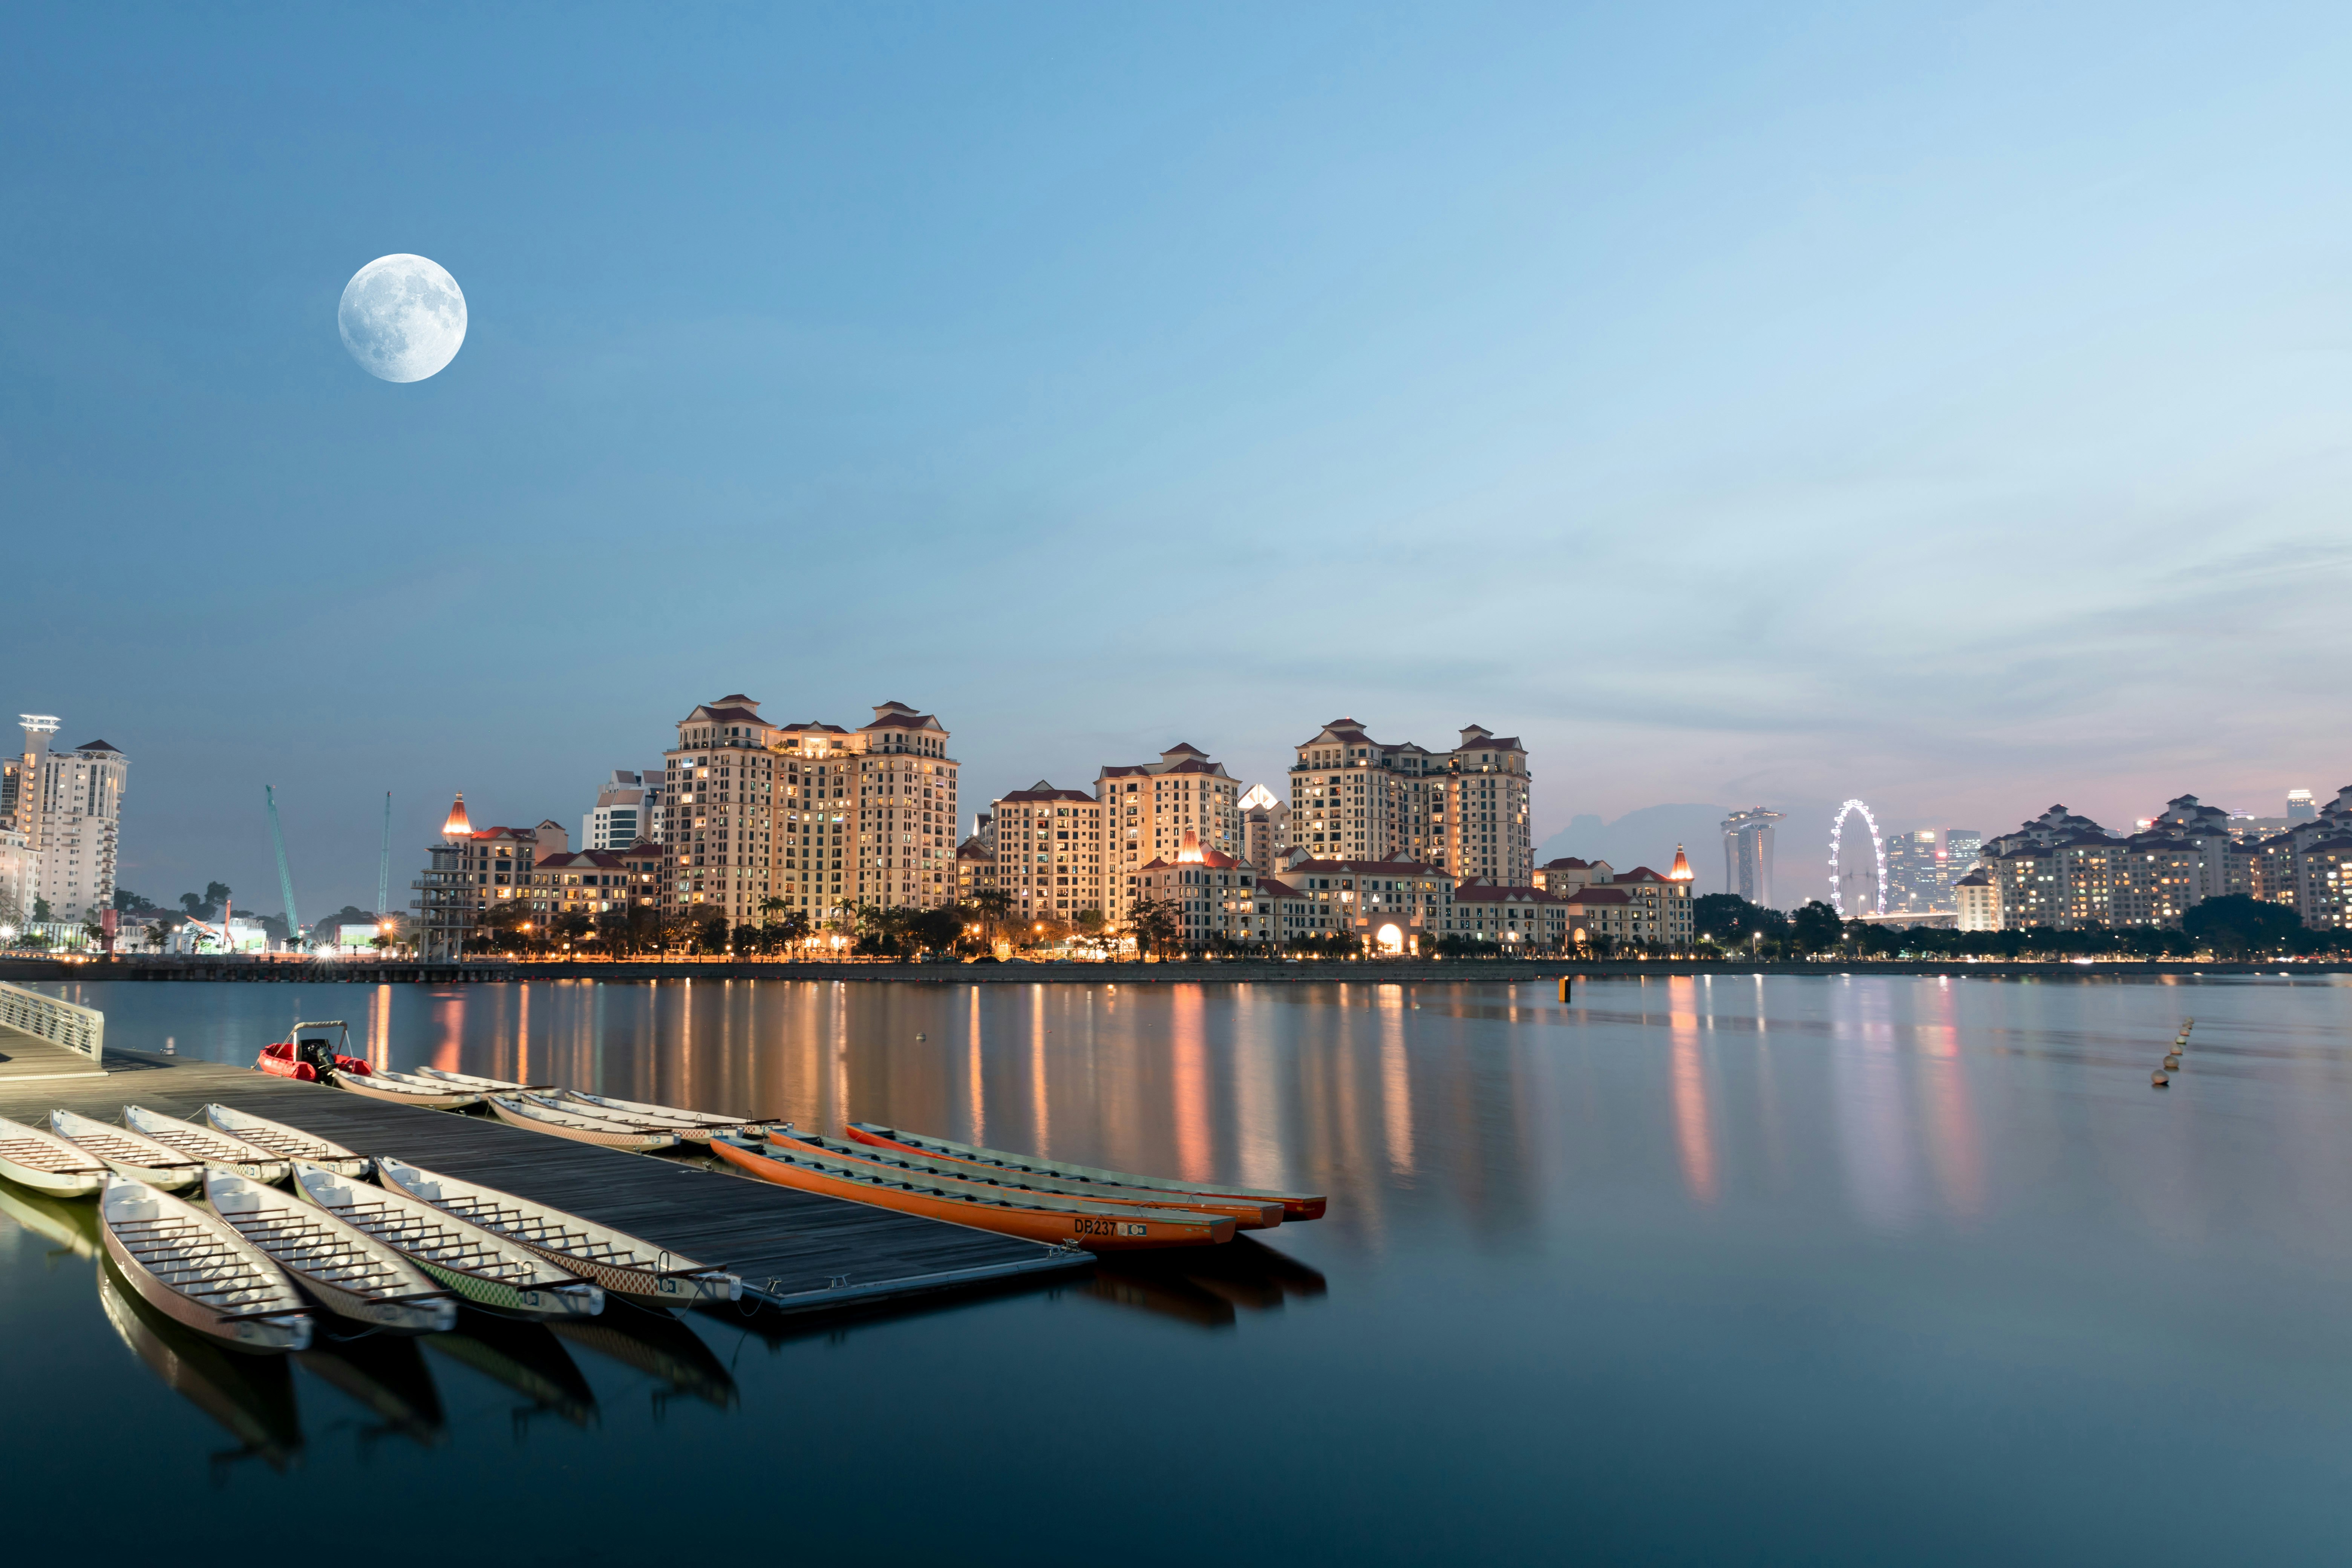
[7,974,2352,1564]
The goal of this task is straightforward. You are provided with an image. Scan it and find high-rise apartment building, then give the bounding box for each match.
[1283,719,1534,886]
[991,784,1109,921]
[582,770,648,850]
[1721,808,1784,909]
[2287,789,2317,821]
[662,695,960,930]
[11,717,128,923]
[1098,744,1240,918]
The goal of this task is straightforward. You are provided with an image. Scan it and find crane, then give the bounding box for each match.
[376,792,391,917]
[266,784,302,951]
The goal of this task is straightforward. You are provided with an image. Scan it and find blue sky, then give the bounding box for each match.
[6,3,2350,911]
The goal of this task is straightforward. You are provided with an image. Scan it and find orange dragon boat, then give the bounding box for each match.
[769,1128,1282,1230]
[844,1121,1328,1222]
[709,1135,1232,1250]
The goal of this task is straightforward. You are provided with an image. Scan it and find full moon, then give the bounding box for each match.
[337,254,467,382]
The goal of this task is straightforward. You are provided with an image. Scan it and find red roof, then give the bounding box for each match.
[1613,867,1667,883]
[1562,886,1630,906]
[1280,854,1447,877]
[1138,847,1244,871]
[997,781,1097,804]
[1539,857,1592,870]
[1453,884,1563,905]
[535,850,631,871]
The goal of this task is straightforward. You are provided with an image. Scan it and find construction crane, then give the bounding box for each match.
[266,784,302,951]
[376,792,391,917]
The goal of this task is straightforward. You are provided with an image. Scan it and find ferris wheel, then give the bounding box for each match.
[1828,799,1887,917]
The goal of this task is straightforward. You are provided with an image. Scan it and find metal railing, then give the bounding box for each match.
[0,980,105,1065]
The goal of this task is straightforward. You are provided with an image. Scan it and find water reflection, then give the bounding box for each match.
[552,1312,740,1414]
[296,1335,447,1452]
[427,1311,600,1435]
[1088,1236,1330,1331]
[98,1257,305,1477]
[0,1178,100,1261]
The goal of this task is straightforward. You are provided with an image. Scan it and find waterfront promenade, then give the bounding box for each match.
[3,955,2344,985]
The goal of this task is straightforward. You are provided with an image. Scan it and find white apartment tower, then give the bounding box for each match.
[14,716,128,923]
[583,770,648,850]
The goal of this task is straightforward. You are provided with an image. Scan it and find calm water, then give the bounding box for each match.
[8,974,2352,1564]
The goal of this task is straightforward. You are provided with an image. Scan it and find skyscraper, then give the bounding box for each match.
[1721,808,1784,908]
[1943,829,1983,880]
[2287,789,2317,821]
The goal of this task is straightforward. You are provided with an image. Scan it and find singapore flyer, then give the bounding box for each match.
[1828,799,1887,917]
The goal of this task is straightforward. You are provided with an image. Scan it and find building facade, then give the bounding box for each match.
[1284,718,1534,886]
[1097,744,1241,918]
[991,784,1109,923]
[661,695,961,933]
[12,717,128,923]
[1240,782,1288,873]
[0,827,36,929]
[1267,853,1454,951]
[582,770,648,850]
[1952,870,1999,931]
[410,795,566,959]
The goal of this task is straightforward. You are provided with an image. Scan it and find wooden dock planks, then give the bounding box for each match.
[0,1050,1088,1312]
[0,1021,109,1083]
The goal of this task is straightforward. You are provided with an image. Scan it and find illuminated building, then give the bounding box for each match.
[1952,870,2000,931]
[663,695,960,932]
[411,800,567,959]
[12,717,127,924]
[991,783,1108,921]
[581,771,648,850]
[1720,807,1784,909]
[1240,782,1288,874]
[1284,719,1534,887]
[1097,744,1242,919]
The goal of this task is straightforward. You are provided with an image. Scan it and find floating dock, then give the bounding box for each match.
[0,1048,1090,1314]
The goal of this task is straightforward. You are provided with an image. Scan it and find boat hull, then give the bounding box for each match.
[0,1150,107,1197]
[845,1122,1328,1221]
[199,1105,371,1178]
[100,1184,310,1353]
[205,1172,457,1335]
[49,1112,206,1193]
[330,1073,479,1110]
[124,1107,291,1185]
[487,1096,682,1152]
[0,1118,110,1197]
[289,1165,603,1321]
[776,1130,1282,1228]
[375,1158,736,1315]
[712,1136,1233,1250]
[555,1089,773,1141]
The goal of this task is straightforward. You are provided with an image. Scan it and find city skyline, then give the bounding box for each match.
[9,7,2352,909]
[8,690,2339,918]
